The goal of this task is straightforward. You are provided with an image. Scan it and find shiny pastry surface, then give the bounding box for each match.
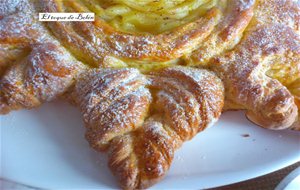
[74,66,224,189]
[0,0,299,189]
[85,0,221,34]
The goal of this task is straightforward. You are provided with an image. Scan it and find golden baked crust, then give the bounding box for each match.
[0,0,299,189]
[0,44,30,76]
[189,0,255,65]
[40,0,221,65]
[210,25,299,129]
[251,0,300,129]
[0,43,85,113]
[73,66,224,189]
[0,0,86,114]
[194,0,300,129]
[37,0,258,68]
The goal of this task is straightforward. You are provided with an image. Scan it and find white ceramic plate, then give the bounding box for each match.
[1,100,300,189]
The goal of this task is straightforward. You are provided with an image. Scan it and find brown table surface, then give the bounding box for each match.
[209,162,300,190]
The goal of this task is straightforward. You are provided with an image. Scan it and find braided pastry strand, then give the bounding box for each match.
[211,25,299,129]
[0,43,85,114]
[0,0,86,114]
[189,0,300,129]
[73,66,224,189]
[0,0,299,188]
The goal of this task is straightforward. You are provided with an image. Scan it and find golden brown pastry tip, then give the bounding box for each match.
[73,66,224,189]
[0,43,85,114]
[211,25,299,130]
[2,0,298,130]
[1,0,299,188]
[191,0,300,130]
[290,81,300,129]
[0,0,86,114]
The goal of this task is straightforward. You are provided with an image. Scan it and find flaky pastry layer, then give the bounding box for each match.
[0,0,299,189]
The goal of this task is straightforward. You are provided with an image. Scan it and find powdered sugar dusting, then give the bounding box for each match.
[74,66,224,189]
[212,25,300,129]
[1,0,299,189]
[39,0,220,66]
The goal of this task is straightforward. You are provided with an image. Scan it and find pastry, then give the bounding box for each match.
[0,0,86,114]
[210,25,299,129]
[190,0,300,129]
[73,66,224,189]
[0,0,299,189]
[0,0,253,112]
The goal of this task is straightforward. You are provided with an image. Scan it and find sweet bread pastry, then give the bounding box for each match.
[0,42,85,114]
[39,0,258,68]
[196,0,300,129]
[189,0,255,65]
[0,0,247,111]
[0,0,85,114]
[37,0,299,130]
[41,0,221,65]
[210,25,299,129]
[73,66,224,189]
[0,0,299,189]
